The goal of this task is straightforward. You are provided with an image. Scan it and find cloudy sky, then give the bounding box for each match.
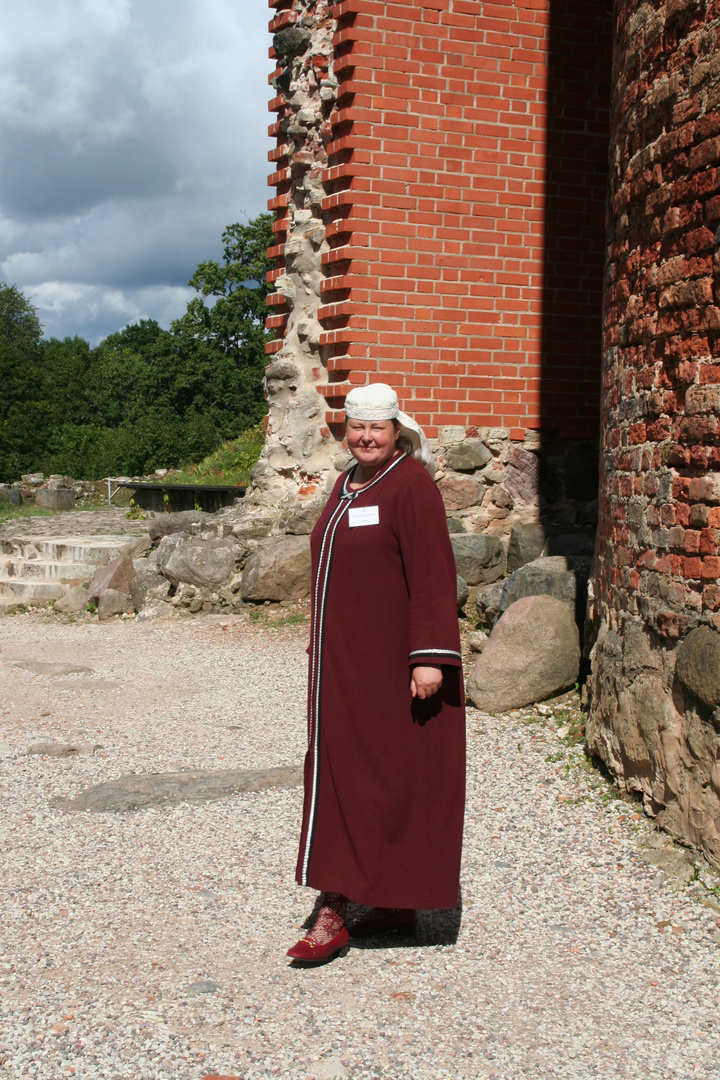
[0,0,271,343]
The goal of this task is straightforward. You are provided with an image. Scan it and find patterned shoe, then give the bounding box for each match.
[286,924,350,962]
[349,908,417,939]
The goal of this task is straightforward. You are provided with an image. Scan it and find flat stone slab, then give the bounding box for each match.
[50,764,303,813]
[11,661,95,676]
[26,740,101,758]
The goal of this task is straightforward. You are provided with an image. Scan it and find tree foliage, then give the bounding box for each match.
[0,214,273,483]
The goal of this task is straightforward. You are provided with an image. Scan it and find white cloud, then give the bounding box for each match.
[0,0,272,340]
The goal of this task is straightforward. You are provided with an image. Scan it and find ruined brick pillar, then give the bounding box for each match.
[588,0,720,864]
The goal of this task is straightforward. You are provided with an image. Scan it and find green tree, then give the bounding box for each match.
[0,282,46,482]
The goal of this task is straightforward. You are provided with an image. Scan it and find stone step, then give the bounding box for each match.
[0,580,66,602]
[0,557,100,583]
[0,535,127,564]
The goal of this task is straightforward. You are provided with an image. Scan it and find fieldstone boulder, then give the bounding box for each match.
[285,501,325,535]
[241,535,312,602]
[156,532,184,575]
[456,575,469,613]
[120,535,153,560]
[98,589,134,621]
[147,510,213,542]
[445,440,492,473]
[87,555,135,604]
[505,446,540,505]
[54,586,89,614]
[675,626,720,707]
[162,536,241,589]
[446,517,466,534]
[506,523,546,573]
[451,535,505,585]
[437,475,480,511]
[467,595,581,713]
[474,580,505,629]
[497,556,577,619]
[129,565,169,610]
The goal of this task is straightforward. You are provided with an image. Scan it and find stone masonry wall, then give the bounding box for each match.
[588,0,720,865]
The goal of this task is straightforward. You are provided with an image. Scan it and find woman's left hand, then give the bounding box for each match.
[410,666,443,699]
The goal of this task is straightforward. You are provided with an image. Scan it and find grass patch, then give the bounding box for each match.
[164,422,265,487]
[0,502,55,523]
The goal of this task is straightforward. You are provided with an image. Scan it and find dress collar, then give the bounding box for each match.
[340,452,407,501]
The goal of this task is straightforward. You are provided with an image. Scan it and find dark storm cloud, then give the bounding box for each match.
[0,130,176,219]
[0,0,272,343]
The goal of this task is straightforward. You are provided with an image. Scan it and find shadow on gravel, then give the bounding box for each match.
[296,893,463,956]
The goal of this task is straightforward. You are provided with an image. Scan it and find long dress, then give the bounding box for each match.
[295,451,466,910]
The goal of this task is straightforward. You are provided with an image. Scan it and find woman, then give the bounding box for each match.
[287,383,466,961]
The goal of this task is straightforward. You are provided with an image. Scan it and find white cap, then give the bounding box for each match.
[344,383,436,479]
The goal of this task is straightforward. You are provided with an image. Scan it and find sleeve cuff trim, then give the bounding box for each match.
[409,648,462,662]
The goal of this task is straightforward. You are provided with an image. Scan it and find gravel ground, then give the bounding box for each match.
[1,612,719,1080]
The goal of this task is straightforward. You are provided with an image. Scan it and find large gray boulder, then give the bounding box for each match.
[162,537,241,589]
[498,555,577,619]
[148,510,213,542]
[467,594,580,713]
[451,534,505,585]
[675,626,720,707]
[506,524,546,573]
[87,555,135,604]
[241,535,312,602]
[34,488,75,510]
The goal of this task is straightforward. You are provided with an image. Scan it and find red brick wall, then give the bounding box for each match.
[267,0,611,441]
[596,0,720,637]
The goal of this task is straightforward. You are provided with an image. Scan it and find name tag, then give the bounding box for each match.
[348,505,380,528]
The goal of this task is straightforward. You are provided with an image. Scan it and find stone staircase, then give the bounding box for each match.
[0,534,130,610]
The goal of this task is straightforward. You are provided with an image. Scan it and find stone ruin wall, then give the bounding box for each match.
[588,0,720,866]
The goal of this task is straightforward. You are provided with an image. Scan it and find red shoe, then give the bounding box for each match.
[349,908,417,939]
[286,924,350,962]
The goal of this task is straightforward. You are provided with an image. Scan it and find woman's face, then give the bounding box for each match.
[346,419,400,471]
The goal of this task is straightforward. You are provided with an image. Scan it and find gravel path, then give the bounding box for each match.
[1,613,719,1080]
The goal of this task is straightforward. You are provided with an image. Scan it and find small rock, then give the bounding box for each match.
[120,535,154,560]
[0,741,12,757]
[129,566,169,610]
[474,580,505,629]
[26,740,100,757]
[445,440,492,473]
[87,555,135,604]
[469,631,488,653]
[505,446,540,505]
[451,535,505,585]
[54,586,89,614]
[437,475,480,511]
[188,980,220,996]
[506,524,546,573]
[446,517,466,534]
[135,601,175,623]
[147,511,214,542]
[98,589,134,621]
[456,575,469,613]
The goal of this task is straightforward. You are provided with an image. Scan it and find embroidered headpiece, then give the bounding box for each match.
[344,383,436,479]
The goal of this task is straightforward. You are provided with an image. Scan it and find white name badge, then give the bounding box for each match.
[348,505,380,528]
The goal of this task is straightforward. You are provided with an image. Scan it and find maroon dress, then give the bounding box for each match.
[295,452,466,910]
